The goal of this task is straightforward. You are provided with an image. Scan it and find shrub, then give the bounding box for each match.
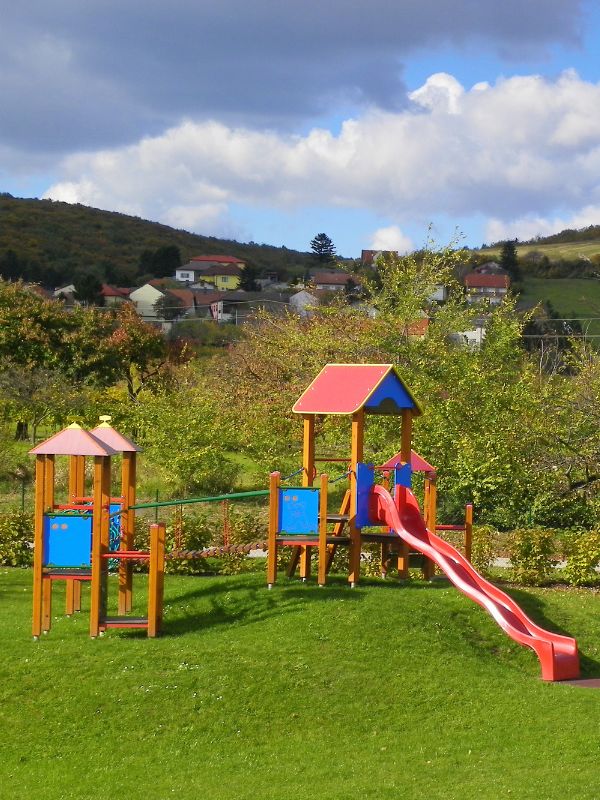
[469,524,500,576]
[507,527,557,586]
[562,530,600,587]
[0,511,33,567]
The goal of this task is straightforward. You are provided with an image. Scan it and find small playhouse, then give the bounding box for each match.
[267,363,425,587]
[29,419,164,639]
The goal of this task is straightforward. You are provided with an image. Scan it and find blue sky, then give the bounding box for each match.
[2,1,599,258]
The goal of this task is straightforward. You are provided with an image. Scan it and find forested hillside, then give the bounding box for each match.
[0,194,313,287]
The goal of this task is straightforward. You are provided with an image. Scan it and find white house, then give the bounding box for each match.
[129,283,165,321]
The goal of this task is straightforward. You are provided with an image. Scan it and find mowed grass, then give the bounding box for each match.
[2,568,600,800]
[482,240,600,260]
[519,276,600,336]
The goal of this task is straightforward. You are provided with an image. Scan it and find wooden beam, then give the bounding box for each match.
[299,415,316,580]
[89,456,107,637]
[119,452,136,614]
[148,522,166,637]
[32,456,46,639]
[42,576,52,633]
[465,503,473,562]
[318,473,329,586]
[348,410,364,586]
[422,477,436,579]
[267,472,280,587]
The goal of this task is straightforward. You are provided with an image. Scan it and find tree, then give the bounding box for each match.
[73,271,104,306]
[138,245,182,278]
[239,264,260,291]
[500,240,521,282]
[0,365,89,442]
[154,293,186,321]
[310,233,336,264]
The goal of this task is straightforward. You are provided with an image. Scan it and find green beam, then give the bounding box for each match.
[130,489,269,511]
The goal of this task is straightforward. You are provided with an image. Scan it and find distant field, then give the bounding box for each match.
[481,240,600,260]
[518,277,600,337]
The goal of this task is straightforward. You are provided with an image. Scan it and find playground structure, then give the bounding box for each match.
[30,419,167,638]
[29,364,580,681]
[267,363,580,682]
[30,420,268,639]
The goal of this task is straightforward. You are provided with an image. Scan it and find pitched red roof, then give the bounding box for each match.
[167,288,195,309]
[292,364,421,416]
[378,449,436,475]
[29,424,118,457]
[464,272,510,289]
[90,421,142,453]
[313,271,354,286]
[191,290,227,307]
[101,284,130,298]
[190,255,245,264]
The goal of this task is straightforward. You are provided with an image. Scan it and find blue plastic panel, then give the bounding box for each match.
[356,462,375,528]
[393,463,412,489]
[279,488,320,535]
[43,514,93,567]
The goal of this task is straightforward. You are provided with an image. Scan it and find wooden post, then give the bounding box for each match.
[465,503,473,562]
[65,580,76,616]
[32,456,47,639]
[267,472,280,587]
[42,456,55,629]
[318,473,329,586]
[299,415,315,580]
[422,476,437,579]
[90,456,110,637]
[68,455,86,613]
[148,522,166,637]
[42,576,52,633]
[119,451,136,614]
[348,410,364,586]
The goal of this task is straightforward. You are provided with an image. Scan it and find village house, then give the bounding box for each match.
[312,271,357,291]
[175,255,245,289]
[464,268,511,305]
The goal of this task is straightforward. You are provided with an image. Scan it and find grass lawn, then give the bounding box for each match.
[519,276,600,336]
[482,240,600,261]
[2,568,600,800]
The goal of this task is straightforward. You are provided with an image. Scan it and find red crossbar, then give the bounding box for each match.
[102,550,150,560]
[435,525,465,531]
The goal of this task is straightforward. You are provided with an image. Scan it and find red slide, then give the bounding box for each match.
[370,484,579,682]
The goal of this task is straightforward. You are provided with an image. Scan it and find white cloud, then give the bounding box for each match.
[409,73,465,114]
[369,225,414,253]
[43,71,600,239]
[486,205,600,243]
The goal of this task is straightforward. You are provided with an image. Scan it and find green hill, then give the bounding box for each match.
[482,239,600,262]
[0,194,314,287]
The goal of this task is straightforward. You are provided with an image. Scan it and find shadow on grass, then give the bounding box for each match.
[113,572,449,639]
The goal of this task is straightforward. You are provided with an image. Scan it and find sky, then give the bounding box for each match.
[2,0,600,258]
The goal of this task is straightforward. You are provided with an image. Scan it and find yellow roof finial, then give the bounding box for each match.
[67,422,82,429]
[98,415,112,428]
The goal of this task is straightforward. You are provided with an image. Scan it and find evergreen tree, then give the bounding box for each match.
[239,264,259,291]
[500,240,521,281]
[73,272,104,306]
[310,233,336,264]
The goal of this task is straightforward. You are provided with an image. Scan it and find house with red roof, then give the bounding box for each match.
[312,271,358,291]
[464,269,510,305]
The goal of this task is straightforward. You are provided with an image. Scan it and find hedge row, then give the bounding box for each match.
[2,510,600,586]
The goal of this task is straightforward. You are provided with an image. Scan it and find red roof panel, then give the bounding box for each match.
[292,364,421,416]
[30,424,118,456]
